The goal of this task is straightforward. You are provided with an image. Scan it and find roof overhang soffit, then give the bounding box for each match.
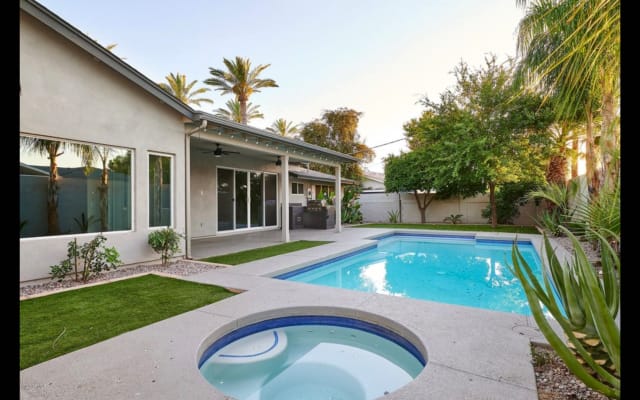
[187,113,359,167]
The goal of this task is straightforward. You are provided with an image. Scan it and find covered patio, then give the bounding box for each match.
[190,226,367,260]
[184,113,359,260]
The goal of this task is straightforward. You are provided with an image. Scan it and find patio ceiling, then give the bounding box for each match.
[188,112,360,167]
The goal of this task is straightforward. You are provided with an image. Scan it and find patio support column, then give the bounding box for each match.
[281,154,290,242]
[335,164,342,233]
[185,132,192,259]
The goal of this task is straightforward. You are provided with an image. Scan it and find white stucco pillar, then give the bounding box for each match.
[281,154,290,242]
[185,133,192,259]
[335,164,342,233]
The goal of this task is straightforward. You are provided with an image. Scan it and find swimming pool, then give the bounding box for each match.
[276,233,544,315]
[198,315,425,400]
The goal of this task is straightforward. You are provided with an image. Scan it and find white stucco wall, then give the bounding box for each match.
[20,12,186,281]
[360,192,539,225]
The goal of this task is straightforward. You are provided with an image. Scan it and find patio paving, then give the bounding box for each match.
[20,227,551,400]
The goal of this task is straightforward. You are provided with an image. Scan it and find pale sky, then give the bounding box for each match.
[36,0,526,172]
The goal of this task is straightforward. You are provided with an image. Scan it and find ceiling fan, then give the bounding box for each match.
[203,143,240,157]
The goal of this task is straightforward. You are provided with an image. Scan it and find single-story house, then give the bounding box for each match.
[360,169,385,192]
[19,0,358,282]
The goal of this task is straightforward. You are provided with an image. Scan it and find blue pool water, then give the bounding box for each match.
[199,316,425,400]
[277,234,544,315]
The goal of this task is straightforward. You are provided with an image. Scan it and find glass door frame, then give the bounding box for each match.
[216,166,278,233]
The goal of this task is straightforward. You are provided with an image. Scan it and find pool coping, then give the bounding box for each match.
[20,227,564,400]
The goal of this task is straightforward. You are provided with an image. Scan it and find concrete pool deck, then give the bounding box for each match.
[20,227,558,400]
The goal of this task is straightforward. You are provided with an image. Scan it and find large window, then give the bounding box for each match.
[149,153,173,227]
[217,168,277,231]
[20,135,132,238]
[291,182,304,194]
[315,185,334,200]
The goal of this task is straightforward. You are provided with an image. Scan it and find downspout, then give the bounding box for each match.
[185,120,207,259]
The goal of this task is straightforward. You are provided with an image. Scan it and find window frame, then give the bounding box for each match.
[148,152,175,229]
[19,133,135,238]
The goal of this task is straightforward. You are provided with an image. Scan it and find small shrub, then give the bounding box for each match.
[50,235,122,283]
[481,181,541,224]
[387,210,400,223]
[148,228,184,265]
[443,214,463,224]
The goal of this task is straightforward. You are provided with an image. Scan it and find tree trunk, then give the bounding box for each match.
[239,95,248,125]
[600,87,619,191]
[47,143,61,235]
[545,155,568,185]
[152,157,163,225]
[489,181,497,228]
[99,154,109,232]
[413,190,434,224]
[584,105,599,196]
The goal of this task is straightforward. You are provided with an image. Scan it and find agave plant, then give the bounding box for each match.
[510,228,620,398]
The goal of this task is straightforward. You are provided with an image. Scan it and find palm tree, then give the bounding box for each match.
[79,145,115,232]
[267,118,300,137]
[516,0,620,193]
[205,56,278,124]
[20,138,77,235]
[158,72,213,107]
[214,99,264,123]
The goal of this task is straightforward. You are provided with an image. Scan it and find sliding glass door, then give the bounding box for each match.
[217,168,277,232]
[217,169,234,231]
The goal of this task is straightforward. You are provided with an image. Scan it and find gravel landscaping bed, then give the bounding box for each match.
[19,260,224,298]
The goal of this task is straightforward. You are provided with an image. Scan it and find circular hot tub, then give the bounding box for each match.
[198,315,426,400]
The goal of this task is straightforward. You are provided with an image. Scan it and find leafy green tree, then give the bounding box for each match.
[158,72,213,107]
[385,148,483,223]
[409,56,554,227]
[516,0,620,192]
[205,56,278,124]
[108,152,131,175]
[215,99,264,123]
[267,118,300,137]
[300,108,374,181]
[385,151,438,223]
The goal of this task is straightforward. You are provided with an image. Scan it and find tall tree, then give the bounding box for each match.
[300,108,375,181]
[205,56,278,124]
[267,118,300,137]
[215,99,264,123]
[408,56,554,227]
[158,72,213,107]
[516,0,620,193]
[20,138,65,234]
[384,151,465,223]
[79,146,115,232]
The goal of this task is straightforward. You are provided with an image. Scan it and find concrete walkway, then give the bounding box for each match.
[20,227,552,400]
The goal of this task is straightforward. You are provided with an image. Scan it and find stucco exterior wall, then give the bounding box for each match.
[20,12,186,281]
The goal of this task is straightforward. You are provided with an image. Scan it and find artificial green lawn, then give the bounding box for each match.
[354,223,539,234]
[20,274,235,370]
[200,240,332,265]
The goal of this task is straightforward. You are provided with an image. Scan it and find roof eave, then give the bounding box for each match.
[192,111,360,164]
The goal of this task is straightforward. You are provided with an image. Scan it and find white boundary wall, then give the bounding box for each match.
[359,192,543,226]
